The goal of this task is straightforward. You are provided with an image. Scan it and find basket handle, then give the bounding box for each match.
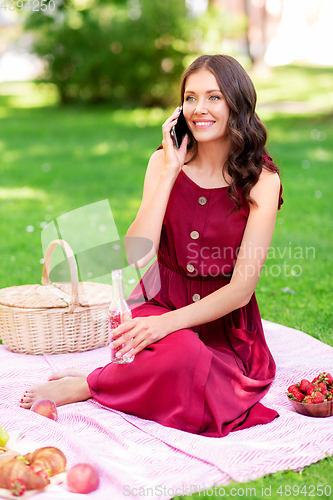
[42,239,80,311]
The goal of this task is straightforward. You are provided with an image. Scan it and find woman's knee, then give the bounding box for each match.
[156,329,203,369]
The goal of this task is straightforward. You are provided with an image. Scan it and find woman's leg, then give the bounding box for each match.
[49,368,89,380]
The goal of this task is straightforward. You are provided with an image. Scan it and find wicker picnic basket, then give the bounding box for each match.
[0,239,112,355]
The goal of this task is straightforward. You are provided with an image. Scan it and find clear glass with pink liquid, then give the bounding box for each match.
[109,269,135,364]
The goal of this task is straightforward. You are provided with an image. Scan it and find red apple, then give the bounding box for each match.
[67,463,99,493]
[31,399,58,421]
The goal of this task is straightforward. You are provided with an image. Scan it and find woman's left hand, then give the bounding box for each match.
[110,314,172,359]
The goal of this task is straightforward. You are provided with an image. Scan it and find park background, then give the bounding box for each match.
[0,0,332,498]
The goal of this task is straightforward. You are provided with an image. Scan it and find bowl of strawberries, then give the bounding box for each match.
[287,372,333,417]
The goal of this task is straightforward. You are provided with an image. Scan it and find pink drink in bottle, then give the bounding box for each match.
[109,269,134,363]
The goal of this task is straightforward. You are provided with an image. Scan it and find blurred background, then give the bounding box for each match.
[1,0,333,104]
[0,0,332,343]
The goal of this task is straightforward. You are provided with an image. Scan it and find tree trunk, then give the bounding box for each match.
[242,0,254,63]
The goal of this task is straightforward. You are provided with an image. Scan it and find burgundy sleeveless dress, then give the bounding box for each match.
[87,166,282,437]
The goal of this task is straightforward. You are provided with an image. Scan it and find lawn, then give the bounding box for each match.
[0,64,332,499]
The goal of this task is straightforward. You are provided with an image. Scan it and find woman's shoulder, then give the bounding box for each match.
[150,146,164,161]
[146,147,165,171]
[140,147,166,194]
[249,166,282,211]
[258,167,281,183]
[255,155,283,209]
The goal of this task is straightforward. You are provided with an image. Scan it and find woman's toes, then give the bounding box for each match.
[19,388,37,408]
[20,391,30,401]
[20,400,33,409]
[19,395,34,408]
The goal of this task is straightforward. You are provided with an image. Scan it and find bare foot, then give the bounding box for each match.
[48,368,89,381]
[20,376,91,410]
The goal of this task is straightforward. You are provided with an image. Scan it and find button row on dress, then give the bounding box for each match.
[192,293,201,302]
[190,230,199,240]
[198,196,207,206]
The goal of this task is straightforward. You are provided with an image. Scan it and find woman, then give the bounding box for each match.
[21,55,282,437]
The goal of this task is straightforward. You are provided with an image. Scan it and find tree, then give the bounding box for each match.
[25,0,192,105]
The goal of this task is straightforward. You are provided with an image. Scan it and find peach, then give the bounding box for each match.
[67,463,99,493]
[31,399,58,421]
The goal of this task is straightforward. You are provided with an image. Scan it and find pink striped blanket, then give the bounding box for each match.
[0,320,332,499]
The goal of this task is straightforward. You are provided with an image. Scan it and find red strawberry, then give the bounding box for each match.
[288,389,305,402]
[299,379,311,394]
[294,390,305,402]
[288,384,299,393]
[325,393,333,401]
[306,384,319,395]
[10,478,27,497]
[317,382,329,395]
[312,375,321,384]
[30,465,50,479]
[312,392,325,404]
[304,396,314,404]
[287,384,306,402]
[321,372,333,385]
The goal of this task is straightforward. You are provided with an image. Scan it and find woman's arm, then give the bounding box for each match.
[112,169,281,357]
[125,108,188,268]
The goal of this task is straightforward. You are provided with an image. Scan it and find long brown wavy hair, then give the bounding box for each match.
[180,54,280,208]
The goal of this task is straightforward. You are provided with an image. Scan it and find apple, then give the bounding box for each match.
[67,463,99,493]
[31,399,58,421]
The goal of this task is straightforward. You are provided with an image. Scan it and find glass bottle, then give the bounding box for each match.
[109,269,135,364]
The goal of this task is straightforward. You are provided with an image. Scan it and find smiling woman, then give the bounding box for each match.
[183,70,230,145]
[21,55,283,438]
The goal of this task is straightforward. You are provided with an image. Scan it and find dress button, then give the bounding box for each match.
[190,230,199,240]
[192,293,201,302]
[186,264,195,273]
[198,196,207,206]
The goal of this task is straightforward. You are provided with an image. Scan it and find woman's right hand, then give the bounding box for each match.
[161,107,188,175]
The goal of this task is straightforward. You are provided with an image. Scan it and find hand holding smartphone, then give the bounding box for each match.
[171,107,190,149]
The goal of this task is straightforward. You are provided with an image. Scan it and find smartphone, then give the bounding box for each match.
[171,107,190,149]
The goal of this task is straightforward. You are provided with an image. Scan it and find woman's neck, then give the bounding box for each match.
[184,139,231,185]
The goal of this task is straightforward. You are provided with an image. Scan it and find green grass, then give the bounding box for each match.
[0,64,332,499]
[255,111,333,345]
[174,454,333,500]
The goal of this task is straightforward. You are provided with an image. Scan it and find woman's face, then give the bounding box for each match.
[182,69,230,146]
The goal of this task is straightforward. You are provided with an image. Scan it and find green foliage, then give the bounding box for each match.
[24,0,192,105]
[23,0,247,106]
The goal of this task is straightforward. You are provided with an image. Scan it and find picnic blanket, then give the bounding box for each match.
[0,319,332,499]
